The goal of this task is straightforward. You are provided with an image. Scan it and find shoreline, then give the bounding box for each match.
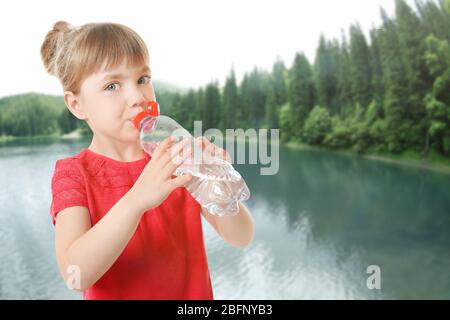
[285,141,450,175]
[1,132,450,174]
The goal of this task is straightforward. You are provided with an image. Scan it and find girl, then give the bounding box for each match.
[42,21,254,300]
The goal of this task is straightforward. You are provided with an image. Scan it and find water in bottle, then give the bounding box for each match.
[133,101,250,216]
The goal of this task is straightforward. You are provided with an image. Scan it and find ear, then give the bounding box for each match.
[64,91,87,120]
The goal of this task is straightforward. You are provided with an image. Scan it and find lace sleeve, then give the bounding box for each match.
[50,158,88,225]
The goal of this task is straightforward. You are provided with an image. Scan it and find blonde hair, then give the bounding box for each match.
[41,21,149,94]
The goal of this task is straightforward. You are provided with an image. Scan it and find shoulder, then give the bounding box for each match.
[52,148,105,179]
[52,150,87,178]
[54,154,80,171]
[50,150,91,224]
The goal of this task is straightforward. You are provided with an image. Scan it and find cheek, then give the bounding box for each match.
[89,107,121,130]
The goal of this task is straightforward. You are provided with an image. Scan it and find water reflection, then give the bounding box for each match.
[204,199,381,299]
[0,140,449,299]
[230,145,450,299]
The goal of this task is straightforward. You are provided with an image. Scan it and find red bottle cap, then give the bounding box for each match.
[133,101,160,129]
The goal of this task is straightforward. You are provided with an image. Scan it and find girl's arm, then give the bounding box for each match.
[55,196,143,291]
[201,202,254,248]
[55,137,192,291]
[195,136,254,248]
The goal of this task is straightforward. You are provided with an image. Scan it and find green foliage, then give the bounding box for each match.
[288,53,315,138]
[323,116,353,149]
[221,70,240,131]
[240,68,271,129]
[271,59,288,106]
[0,93,63,137]
[265,85,279,129]
[279,104,294,143]
[349,24,372,109]
[303,106,332,145]
[424,35,450,154]
[1,0,450,162]
[314,36,338,113]
[203,82,221,130]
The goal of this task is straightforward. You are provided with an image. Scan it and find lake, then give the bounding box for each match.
[1,138,449,299]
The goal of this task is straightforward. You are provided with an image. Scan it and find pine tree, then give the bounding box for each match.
[314,36,338,113]
[393,0,430,150]
[335,31,354,116]
[239,74,251,128]
[396,0,430,110]
[222,69,240,130]
[181,90,197,131]
[288,52,316,139]
[445,0,450,13]
[349,24,373,110]
[240,68,269,128]
[194,88,205,127]
[265,84,279,129]
[279,104,294,143]
[58,108,78,134]
[416,0,450,42]
[379,8,410,151]
[369,27,385,114]
[203,82,221,130]
[424,34,450,154]
[271,59,288,106]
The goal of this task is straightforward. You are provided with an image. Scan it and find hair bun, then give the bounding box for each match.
[53,21,73,33]
[41,21,73,76]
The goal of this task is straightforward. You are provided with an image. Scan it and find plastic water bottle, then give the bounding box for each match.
[133,101,250,216]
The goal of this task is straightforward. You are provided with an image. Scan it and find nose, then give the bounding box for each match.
[127,87,146,109]
[127,85,156,109]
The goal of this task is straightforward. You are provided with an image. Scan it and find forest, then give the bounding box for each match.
[1,0,449,160]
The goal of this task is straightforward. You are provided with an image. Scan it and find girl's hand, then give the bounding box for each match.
[128,136,193,213]
[195,136,231,162]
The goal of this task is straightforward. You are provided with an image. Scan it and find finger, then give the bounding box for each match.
[169,138,191,160]
[158,138,191,169]
[162,173,193,193]
[196,136,210,149]
[195,137,204,150]
[161,145,192,178]
[152,136,175,160]
[204,140,217,157]
[215,146,230,161]
[171,144,192,166]
[223,150,231,162]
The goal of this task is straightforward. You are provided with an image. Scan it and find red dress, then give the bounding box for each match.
[50,148,213,300]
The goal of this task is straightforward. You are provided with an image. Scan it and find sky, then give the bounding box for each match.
[0,0,411,98]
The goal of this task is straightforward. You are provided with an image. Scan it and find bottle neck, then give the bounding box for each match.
[133,112,155,130]
[139,115,157,134]
[133,101,160,129]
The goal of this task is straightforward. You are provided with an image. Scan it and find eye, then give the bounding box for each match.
[105,83,120,91]
[138,75,151,85]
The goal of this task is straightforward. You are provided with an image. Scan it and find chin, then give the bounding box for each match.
[124,122,141,140]
[130,134,142,144]
[112,131,140,144]
[124,132,140,143]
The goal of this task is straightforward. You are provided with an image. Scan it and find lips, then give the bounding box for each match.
[128,101,158,126]
[129,110,144,122]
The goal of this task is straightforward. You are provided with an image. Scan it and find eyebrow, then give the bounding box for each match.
[99,66,151,83]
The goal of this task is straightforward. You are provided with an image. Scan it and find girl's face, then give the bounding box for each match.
[78,59,156,143]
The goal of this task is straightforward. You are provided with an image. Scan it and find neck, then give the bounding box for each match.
[88,134,144,162]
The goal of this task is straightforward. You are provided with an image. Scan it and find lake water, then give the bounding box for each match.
[1,138,449,299]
